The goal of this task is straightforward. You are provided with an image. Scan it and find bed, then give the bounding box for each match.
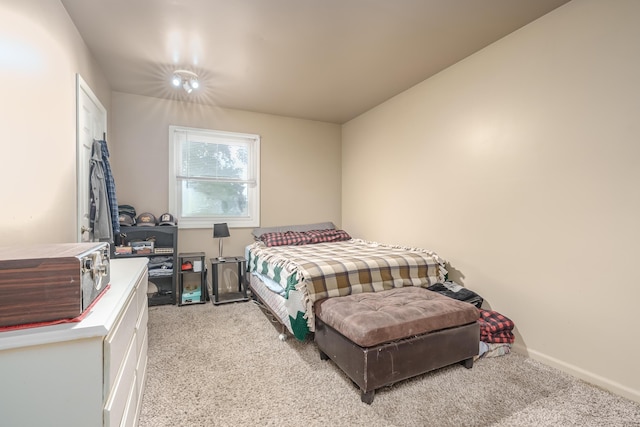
[246,222,447,340]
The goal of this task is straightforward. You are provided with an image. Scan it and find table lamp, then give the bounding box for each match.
[213,223,230,261]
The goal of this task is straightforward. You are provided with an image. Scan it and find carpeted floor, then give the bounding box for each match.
[139,301,640,427]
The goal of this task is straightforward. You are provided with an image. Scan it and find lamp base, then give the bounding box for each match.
[217,238,226,262]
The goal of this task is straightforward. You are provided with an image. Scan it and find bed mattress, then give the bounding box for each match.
[246,239,447,340]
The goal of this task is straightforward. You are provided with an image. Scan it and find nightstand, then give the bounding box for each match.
[210,256,249,305]
[178,252,207,305]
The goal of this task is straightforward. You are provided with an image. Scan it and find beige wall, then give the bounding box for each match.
[0,0,110,245]
[110,92,341,263]
[3,0,638,406]
[342,0,640,403]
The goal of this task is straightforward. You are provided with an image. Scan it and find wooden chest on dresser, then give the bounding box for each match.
[0,258,149,427]
[0,242,111,327]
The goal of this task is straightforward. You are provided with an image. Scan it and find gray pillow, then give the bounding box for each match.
[252,222,336,239]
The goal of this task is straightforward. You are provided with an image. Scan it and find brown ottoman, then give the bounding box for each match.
[314,287,480,404]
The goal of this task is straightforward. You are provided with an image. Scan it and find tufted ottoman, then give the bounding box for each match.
[314,287,480,404]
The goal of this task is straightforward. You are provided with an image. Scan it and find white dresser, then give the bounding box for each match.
[0,258,149,427]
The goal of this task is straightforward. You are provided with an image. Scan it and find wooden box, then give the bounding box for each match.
[0,243,110,327]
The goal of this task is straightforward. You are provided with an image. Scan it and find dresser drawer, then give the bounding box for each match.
[136,328,148,409]
[135,304,148,357]
[135,270,148,315]
[120,373,139,427]
[104,338,136,427]
[104,291,138,394]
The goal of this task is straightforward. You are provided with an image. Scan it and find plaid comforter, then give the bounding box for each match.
[247,239,447,340]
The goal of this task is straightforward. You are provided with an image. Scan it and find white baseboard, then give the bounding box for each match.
[512,343,640,404]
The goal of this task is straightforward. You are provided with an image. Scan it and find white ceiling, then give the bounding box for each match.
[61,0,570,124]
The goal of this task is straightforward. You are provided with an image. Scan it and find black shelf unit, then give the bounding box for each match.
[112,225,178,306]
[210,256,249,305]
[177,252,207,306]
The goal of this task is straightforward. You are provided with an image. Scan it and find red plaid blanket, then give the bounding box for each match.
[260,229,351,247]
[478,309,515,344]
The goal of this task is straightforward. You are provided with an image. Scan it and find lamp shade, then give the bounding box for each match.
[213,223,230,238]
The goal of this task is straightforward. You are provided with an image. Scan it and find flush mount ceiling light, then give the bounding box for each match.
[171,69,200,94]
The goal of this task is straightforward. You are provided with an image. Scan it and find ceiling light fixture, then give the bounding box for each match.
[171,69,200,93]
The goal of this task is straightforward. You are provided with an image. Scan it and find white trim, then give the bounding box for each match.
[168,125,260,229]
[512,343,640,404]
[76,74,107,242]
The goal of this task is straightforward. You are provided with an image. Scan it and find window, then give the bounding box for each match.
[169,126,260,229]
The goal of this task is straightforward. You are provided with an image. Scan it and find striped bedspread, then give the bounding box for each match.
[246,239,447,339]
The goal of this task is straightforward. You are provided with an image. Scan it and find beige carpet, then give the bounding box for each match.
[139,301,640,427]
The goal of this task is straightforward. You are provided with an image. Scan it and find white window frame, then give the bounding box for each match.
[168,125,260,229]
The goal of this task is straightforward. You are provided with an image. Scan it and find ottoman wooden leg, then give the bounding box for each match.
[361,390,375,405]
[461,357,474,369]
